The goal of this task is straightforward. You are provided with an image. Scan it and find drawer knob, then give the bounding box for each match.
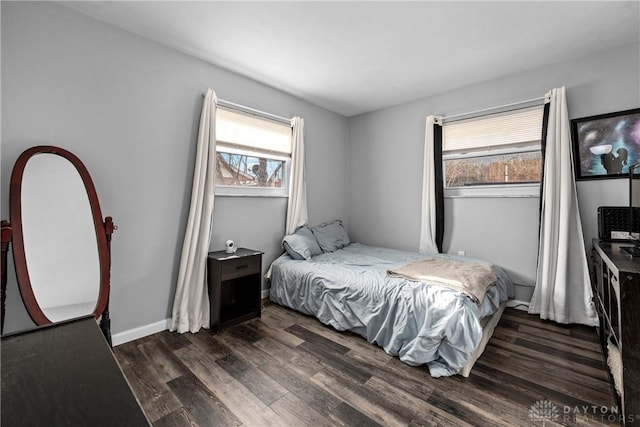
[236,265,248,270]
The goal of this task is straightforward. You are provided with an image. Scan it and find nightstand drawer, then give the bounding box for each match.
[220,255,261,281]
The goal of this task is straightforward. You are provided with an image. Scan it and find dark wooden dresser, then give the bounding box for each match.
[1,315,149,426]
[591,239,640,424]
[207,248,263,332]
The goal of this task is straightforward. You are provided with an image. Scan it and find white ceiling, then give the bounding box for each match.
[62,1,640,117]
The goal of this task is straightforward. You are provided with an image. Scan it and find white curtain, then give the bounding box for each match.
[419,115,442,254]
[529,87,597,326]
[285,117,308,235]
[170,89,218,333]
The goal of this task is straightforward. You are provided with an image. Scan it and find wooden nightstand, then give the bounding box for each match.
[207,248,263,332]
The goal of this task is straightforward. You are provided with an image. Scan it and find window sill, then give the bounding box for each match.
[215,186,288,198]
[445,183,540,198]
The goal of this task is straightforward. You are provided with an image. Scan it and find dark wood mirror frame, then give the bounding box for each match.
[1,146,115,344]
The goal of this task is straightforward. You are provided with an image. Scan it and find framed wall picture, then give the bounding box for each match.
[571,107,640,180]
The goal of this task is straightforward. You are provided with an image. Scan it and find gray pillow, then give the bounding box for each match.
[282,226,322,260]
[312,220,351,252]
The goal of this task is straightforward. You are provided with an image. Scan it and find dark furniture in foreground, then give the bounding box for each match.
[208,248,263,332]
[591,239,640,424]
[1,315,149,427]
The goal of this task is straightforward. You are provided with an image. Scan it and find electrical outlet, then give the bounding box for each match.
[458,250,465,256]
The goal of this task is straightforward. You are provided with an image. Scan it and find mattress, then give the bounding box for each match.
[269,243,514,377]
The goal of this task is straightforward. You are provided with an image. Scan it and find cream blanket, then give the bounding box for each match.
[388,258,497,304]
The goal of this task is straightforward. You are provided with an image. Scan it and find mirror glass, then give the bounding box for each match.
[20,154,101,322]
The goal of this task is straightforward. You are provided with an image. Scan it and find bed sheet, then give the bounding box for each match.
[269,243,514,377]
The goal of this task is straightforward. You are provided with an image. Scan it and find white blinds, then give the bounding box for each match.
[216,107,292,155]
[443,105,544,153]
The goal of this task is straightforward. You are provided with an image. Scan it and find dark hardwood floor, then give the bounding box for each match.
[114,303,619,427]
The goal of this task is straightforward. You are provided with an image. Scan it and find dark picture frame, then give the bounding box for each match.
[571,107,640,180]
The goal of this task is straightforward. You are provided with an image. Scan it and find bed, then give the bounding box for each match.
[268,222,514,377]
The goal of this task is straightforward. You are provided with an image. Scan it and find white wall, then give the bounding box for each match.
[348,42,640,301]
[2,1,638,336]
[1,2,348,334]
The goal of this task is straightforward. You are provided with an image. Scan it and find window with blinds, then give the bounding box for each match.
[215,107,292,195]
[443,105,544,193]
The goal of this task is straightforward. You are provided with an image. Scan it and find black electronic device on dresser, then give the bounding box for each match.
[591,239,640,425]
[207,248,263,332]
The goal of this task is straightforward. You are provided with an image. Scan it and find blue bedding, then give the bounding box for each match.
[269,243,514,377]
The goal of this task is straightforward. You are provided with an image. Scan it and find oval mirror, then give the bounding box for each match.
[9,146,110,325]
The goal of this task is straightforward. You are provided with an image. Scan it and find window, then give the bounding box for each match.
[215,107,291,196]
[443,105,544,197]
[216,152,284,188]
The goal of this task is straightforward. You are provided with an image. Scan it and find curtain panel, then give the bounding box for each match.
[529,87,597,326]
[538,102,551,216]
[170,89,218,333]
[420,115,444,254]
[285,117,308,235]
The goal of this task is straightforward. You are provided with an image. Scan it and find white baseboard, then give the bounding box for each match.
[113,290,271,346]
[112,318,171,346]
[506,299,530,311]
